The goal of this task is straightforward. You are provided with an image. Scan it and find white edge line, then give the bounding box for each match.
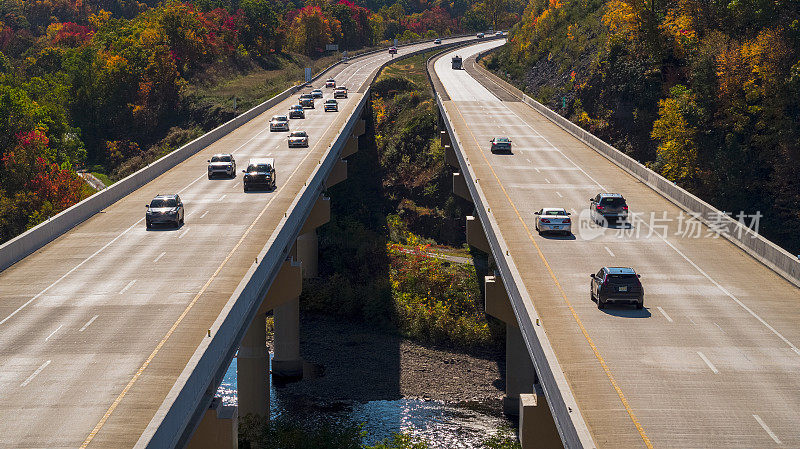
[79,315,99,332]
[20,360,51,387]
[697,351,719,374]
[656,306,673,323]
[45,324,63,341]
[119,280,136,295]
[753,414,782,445]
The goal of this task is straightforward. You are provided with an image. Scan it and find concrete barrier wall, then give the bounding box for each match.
[0,83,299,273]
[518,94,800,287]
[0,34,475,274]
[134,38,479,449]
[428,46,595,447]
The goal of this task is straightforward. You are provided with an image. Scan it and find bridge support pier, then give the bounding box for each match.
[504,323,536,416]
[186,397,238,449]
[272,296,302,380]
[296,232,318,278]
[466,216,490,254]
[453,173,471,201]
[238,314,269,419]
[519,387,563,449]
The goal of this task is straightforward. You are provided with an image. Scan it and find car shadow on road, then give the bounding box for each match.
[146,222,184,231]
[600,307,651,318]
[539,233,577,240]
[602,221,633,230]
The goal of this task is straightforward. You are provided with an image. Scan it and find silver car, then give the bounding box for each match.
[146,194,184,229]
[288,130,309,148]
[207,153,236,178]
[311,89,323,98]
[270,115,289,131]
[534,208,572,235]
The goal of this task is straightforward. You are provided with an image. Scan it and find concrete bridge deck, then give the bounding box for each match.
[434,40,800,448]
[0,36,478,448]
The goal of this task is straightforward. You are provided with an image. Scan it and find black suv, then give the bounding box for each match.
[590,267,643,309]
[146,194,184,229]
[590,193,628,224]
[243,158,276,191]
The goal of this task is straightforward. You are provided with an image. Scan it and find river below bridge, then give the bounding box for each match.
[215,315,514,447]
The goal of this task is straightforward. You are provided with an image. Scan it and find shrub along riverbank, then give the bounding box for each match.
[302,49,504,352]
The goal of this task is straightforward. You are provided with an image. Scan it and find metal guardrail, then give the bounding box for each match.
[429,46,597,448]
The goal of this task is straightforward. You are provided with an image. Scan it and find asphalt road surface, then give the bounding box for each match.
[435,40,800,448]
[0,36,475,449]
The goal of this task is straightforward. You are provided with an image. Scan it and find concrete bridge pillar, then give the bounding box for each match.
[444,144,459,168]
[519,386,563,449]
[466,216,490,253]
[238,314,269,419]
[272,297,302,380]
[295,232,318,278]
[504,323,537,416]
[186,397,237,449]
[440,130,451,147]
[453,172,471,201]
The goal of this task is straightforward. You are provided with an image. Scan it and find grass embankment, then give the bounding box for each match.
[302,50,503,351]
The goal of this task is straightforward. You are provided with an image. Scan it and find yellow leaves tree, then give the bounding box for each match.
[286,6,342,56]
[651,84,701,185]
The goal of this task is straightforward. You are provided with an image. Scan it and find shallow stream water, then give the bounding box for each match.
[217,356,515,447]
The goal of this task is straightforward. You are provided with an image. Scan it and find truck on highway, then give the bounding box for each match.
[451,55,462,70]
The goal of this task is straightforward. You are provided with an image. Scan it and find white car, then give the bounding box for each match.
[288,130,309,148]
[311,89,323,98]
[534,208,572,235]
[269,115,289,131]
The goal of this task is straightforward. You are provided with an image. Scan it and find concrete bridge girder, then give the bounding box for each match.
[453,173,471,202]
[325,159,348,189]
[519,386,563,449]
[342,136,359,158]
[186,397,238,449]
[444,144,459,169]
[299,195,331,235]
[353,118,366,137]
[466,216,490,254]
[485,275,515,324]
[259,258,303,314]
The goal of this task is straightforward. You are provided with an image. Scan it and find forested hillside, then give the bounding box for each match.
[489,0,800,253]
[0,0,522,244]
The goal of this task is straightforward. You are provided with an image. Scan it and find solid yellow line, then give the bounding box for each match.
[79,96,351,448]
[449,102,654,449]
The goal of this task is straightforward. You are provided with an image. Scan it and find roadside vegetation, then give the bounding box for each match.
[0,0,526,244]
[487,0,800,253]
[303,50,503,351]
[239,415,521,448]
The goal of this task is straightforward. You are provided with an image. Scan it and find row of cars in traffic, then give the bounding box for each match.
[487,135,644,309]
[146,78,347,225]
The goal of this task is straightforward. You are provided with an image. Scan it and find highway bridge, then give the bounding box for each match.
[431,40,800,448]
[1,33,799,449]
[0,36,484,449]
